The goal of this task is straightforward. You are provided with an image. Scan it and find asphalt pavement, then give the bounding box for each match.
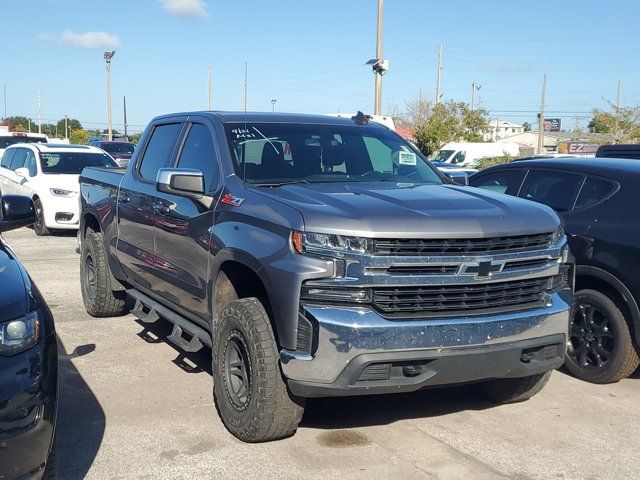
[4,228,639,480]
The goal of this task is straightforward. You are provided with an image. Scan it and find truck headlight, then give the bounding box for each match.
[0,312,40,356]
[50,188,74,197]
[551,227,565,246]
[291,231,370,254]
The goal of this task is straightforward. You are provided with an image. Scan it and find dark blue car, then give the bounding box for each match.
[0,195,58,479]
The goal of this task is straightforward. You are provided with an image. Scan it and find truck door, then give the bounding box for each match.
[116,121,184,290]
[152,119,221,321]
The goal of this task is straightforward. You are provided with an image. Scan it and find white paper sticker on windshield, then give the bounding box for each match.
[395,151,417,166]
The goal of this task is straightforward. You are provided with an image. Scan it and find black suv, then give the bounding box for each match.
[470,157,640,383]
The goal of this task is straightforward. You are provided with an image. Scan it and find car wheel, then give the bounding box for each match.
[33,198,51,236]
[472,371,552,404]
[212,297,305,442]
[565,289,639,384]
[80,231,127,317]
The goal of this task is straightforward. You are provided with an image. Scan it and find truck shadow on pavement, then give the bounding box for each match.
[133,317,497,429]
[57,339,105,480]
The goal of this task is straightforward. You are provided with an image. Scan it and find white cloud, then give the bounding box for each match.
[159,0,208,19]
[57,29,121,49]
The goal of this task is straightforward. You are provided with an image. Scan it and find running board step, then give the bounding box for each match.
[167,324,203,353]
[127,289,212,351]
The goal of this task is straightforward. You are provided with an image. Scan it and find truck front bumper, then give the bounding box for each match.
[281,289,572,397]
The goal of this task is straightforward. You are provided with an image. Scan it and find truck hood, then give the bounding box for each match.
[252,182,560,238]
[0,244,28,320]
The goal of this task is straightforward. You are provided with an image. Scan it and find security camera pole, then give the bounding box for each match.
[365,0,388,116]
[104,51,116,141]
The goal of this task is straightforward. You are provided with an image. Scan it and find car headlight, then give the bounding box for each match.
[291,231,370,254]
[50,188,74,197]
[551,227,565,246]
[0,312,40,356]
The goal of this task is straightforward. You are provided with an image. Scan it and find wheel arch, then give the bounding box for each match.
[575,265,640,346]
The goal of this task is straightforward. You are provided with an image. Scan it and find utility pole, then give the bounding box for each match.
[64,115,68,139]
[242,63,248,112]
[615,79,621,141]
[28,119,31,133]
[537,73,547,155]
[123,96,128,138]
[37,90,42,134]
[435,44,442,104]
[2,85,6,120]
[104,51,115,141]
[374,0,383,115]
[208,63,213,110]
[471,82,481,111]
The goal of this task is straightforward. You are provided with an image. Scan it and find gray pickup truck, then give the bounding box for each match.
[79,112,573,442]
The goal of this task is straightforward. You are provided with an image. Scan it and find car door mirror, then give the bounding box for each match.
[156,168,205,200]
[0,195,36,232]
[14,167,30,178]
[445,172,469,186]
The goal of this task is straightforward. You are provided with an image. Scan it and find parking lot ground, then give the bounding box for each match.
[4,227,640,480]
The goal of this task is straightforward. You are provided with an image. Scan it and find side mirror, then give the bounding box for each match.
[0,195,36,232]
[445,172,469,186]
[156,168,205,200]
[14,167,30,178]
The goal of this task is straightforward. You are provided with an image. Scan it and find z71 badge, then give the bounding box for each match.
[220,193,245,207]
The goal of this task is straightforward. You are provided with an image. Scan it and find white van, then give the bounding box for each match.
[429,142,520,167]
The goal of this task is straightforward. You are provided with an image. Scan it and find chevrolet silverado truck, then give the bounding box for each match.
[78,112,573,442]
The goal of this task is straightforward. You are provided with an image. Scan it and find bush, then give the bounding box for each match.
[475,154,514,170]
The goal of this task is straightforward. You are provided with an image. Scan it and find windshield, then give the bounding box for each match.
[39,152,119,174]
[428,149,455,162]
[100,142,135,154]
[224,123,442,186]
[0,136,48,148]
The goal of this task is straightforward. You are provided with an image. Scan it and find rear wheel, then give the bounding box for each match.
[33,198,51,236]
[80,231,127,317]
[212,298,304,442]
[565,289,639,383]
[473,371,552,404]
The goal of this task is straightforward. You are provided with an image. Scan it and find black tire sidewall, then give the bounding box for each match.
[34,199,49,236]
[565,289,630,383]
[80,235,98,311]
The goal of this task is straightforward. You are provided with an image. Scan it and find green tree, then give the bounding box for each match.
[4,116,33,132]
[523,122,532,132]
[128,132,143,145]
[588,103,640,142]
[56,118,82,136]
[70,128,90,145]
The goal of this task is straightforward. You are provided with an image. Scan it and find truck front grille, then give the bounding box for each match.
[372,277,550,317]
[371,233,554,256]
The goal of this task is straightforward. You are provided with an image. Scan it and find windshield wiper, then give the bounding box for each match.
[250,179,312,187]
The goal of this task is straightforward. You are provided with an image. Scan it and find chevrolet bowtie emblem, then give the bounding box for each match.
[477,260,493,277]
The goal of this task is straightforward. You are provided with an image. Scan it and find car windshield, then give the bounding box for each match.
[39,151,119,174]
[224,122,442,186]
[0,136,48,148]
[100,142,135,154]
[428,149,455,162]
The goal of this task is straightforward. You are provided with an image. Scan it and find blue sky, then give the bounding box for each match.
[2,0,640,133]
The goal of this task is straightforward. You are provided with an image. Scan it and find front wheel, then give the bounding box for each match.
[33,198,51,236]
[565,289,639,383]
[472,371,552,404]
[212,298,304,442]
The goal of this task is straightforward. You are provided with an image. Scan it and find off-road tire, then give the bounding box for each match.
[34,198,51,236]
[80,231,127,317]
[42,436,57,480]
[212,297,305,442]
[565,289,639,384]
[473,371,552,404]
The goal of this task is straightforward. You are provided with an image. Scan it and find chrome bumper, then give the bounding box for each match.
[280,289,572,386]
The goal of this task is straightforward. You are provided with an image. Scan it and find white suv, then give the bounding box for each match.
[0,143,118,235]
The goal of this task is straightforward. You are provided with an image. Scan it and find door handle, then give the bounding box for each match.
[153,202,170,215]
[120,193,131,204]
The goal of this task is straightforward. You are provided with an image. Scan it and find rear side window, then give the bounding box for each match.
[470,170,525,195]
[9,148,27,171]
[25,150,37,176]
[176,123,219,191]
[138,123,182,181]
[518,170,584,212]
[574,177,617,210]
[1,149,15,169]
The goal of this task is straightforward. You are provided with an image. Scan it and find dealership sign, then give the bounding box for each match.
[557,142,599,155]
[544,118,562,132]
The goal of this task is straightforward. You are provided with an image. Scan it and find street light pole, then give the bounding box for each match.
[271,99,277,112]
[374,0,383,115]
[471,82,481,111]
[104,51,115,141]
[537,73,547,155]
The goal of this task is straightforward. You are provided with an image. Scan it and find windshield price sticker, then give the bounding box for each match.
[231,128,256,140]
[395,151,417,166]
